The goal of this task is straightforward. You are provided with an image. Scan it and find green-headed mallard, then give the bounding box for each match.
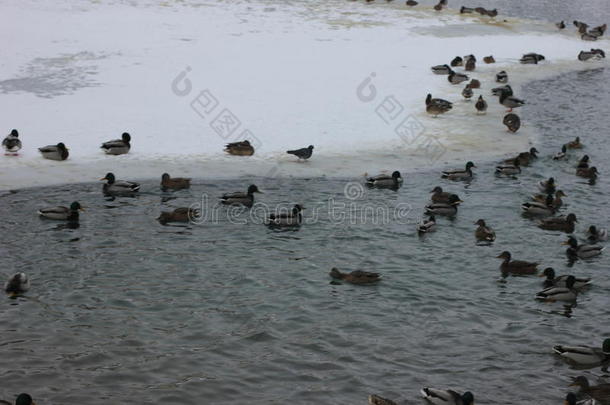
[220,184,261,207]
[420,388,474,405]
[564,236,604,259]
[448,70,469,84]
[570,376,610,402]
[475,95,487,114]
[497,251,538,275]
[161,173,191,191]
[567,137,583,149]
[554,145,568,160]
[540,267,591,289]
[224,140,254,156]
[522,195,556,216]
[157,207,199,225]
[101,132,131,155]
[532,190,566,209]
[425,194,462,216]
[554,339,610,366]
[287,145,314,160]
[366,171,403,189]
[503,113,521,132]
[100,172,140,195]
[330,267,381,284]
[2,129,21,154]
[564,392,598,405]
[536,275,578,302]
[499,89,525,112]
[441,161,475,180]
[538,213,577,233]
[418,215,437,234]
[431,64,452,75]
[4,273,30,298]
[579,49,606,61]
[576,166,598,179]
[496,159,521,175]
[475,219,496,242]
[493,84,512,96]
[0,393,37,405]
[368,394,397,405]
[39,142,69,161]
[267,204,304,227]
[38,201,83,221]
[577,155,590,169]
[586,226,608,243]
[430,186,461,204]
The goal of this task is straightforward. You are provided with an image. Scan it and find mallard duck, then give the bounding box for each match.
[448,70,469,84]
[418,215,437,234]
[461,84,473,100]
[368,394,397,405]
[556,20,566,29]
[157,207,200,225]
[220,184,262,207]
[493,84,512,96]
[460,6,474,13]
[38,201,83,221]
[4,273,30,298]
[420,388,474,405]
[161,173,191,191]
[330,267,381,284]
[475,219,496,242]
[0,393,36,405]
[366,171,403,188]
[100,172,140,195]
[536,276,578,301]
[564,392,598,405]
[475,95,487,114]
[224,140,254,156]
[553,339,610,366]
[431,64,452,74]
[499,89,525,112]
[538,213,578,233]
[539,177,556,194]
[564,236,604,259]
[430,186,461,204]
[38,142,69,161]
[450,56,463,67]
[522,195,556,216]
[541,267,591,289]
[532,190,566,209]
[503,113,521,132]
[468,79,481,89]
[495,71,508,84]
[497,251,538,275]
[268,204,304,227]
[425,195,462,216]
[442,161,476,180]
[483,55,495,63]
[496,159,521,175]
[406,0,418,6]
[554,145,567,160]
[426,94,453,109]
[570,376,610,402]
[2,129,21,154]
[287,145,314,160]
[586,225,608,243]
[578,49,606,61]
[520,53,545,64]
[576,166,598,179]
[427,102,452,117]
[582,33,598,41]
[567,137,582,149]
[577,155,590,169]
[465,58,476,71]
[101,132,131,155]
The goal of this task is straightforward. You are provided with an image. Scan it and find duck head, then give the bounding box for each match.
[465,161,476,170]
[570,375,590,390]
[431,186,443,193]
[100,172,116,184]
[565,393,577,405]
[425,94,432,105]
[461,392,474,405]
[529,147,539,157]
[10,129,18,137]
[475,219,486,226]
[496,251,511,260]
[121,132,131,142]
[392,171,402,180]
[588,225,598,234]
[562,236,578,248]
[449,194,463,205]
[57,142,67,151]
[566,213,577,223]
[161,173,171,181]
[15,393,36,405]
[70,201,84,212]
[564,275,576,289]
[540,267,555,279]
[247,184,262,195]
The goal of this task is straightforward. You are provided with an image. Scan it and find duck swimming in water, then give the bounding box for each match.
[430,186,461,204]
[541,267,591,290]
[330,267,381,284]
[586,225,608,243]
[220,184,262,207]
[4,273,30,298]
[567,136,583,149]
[0,393,36,405]
[441,161,475,180]
[418,215,437,234]
[564,236,604,259]
[576,166,598,180]
[535,275,578,302]
[366,171,403,189]
[420,388,474,405]
[554,339,610,366]
[497,251,538,275]
[538,213,578,233]
[553,145,567,160]
[161,173,191,191]
[101,172,140,195]
[368,394,397,405]
[38,201,84,221]
[425,194,462,216]
[522,194,556,216]
[267,204,305,227]
[157,207,200,225]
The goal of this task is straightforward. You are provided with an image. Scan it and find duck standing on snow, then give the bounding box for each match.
[287,145,314,160]
[420,388,474,405]
[499,89,525,112]
[4,273,30,298]
[426,94,453,117]
[475,219,496,242]
[38,201,84,221]
[503,113,521,132]
[450,56,463,67]
[2,129,21,154]
[366,171,403,189]
[441,161,476,180]
[220,184,262,207]
[520,53,545,64]
[540,267,591,289]
[406,0,418,6]
[100,172,140,195]
[475,95,487,114]
[553,339,610,366]
[465,58,476,71]
[497,251,538,275]
[224,140,255,156]
[39,142,69,161]
[101,132,131,155]
[578,49,606,61]
[496,71,508,83]
[483,55,495,63]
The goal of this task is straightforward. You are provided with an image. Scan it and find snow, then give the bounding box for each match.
[0,0,607,189]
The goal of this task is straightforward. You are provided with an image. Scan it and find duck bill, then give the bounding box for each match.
[561,241,569,245]
[99,177,106,181]
[537,273,546,277]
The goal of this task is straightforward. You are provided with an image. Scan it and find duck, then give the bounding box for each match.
[38,142,69,161]
[426,94,453,109]
[564,236,604,259]
[38,201,84,221]
[518,147,539,165]
[100,132,131,155]
[483,55,495,63]
[539,177,556,194]
[581,33,598,41]
[532,190,566,209]
[268,204,304,227]
[100,172,140,195]
[475,219,496,242]
[540,267,591,289]
[522,195,556,216]
[448,70,469,85]
[586,225,608,243]
[460,6,474,13]
[578,49,606,61]
[492,84,512,96]
[420,388,474,405]
[368,394,397,405]
[2,129,21,154]
[287,145,314,160]
[554,340,610,366]
[567,136,583,149]
[556,20,566,29]
[503,113,521,132]
[569,376,610,402]
[418,215,437,234]
[574,20,589,33]
[220,184,262,207]
[499,89,525,112]
[441,161,475,180]
[431,64,452,74]
[495,71,508,83]
[462,84,473,100]
[538,213,578,233]
[157,207,200,225]
[427,102,452,117]
[520,53,545,64]
[430,186,461,204]
[0,393,36,405]
[224,140,255,156]
[554,145,567,160]
[161,173,191,191]
[497,251,538,275]
[4,273,30,298]
[330,267,381,284]
[468,79,481,89]
[475,95,487,114]
[406,0,418,6]
[465,58,476,71]
[366,171,403,189]
[590,24,607,36]
[425,195,462,216]
[577,155,590,169]
[450,56,463,67]
[564,392,598,405]
[576,166,598,180]
[496,159,521,175]
[536,275,578,301]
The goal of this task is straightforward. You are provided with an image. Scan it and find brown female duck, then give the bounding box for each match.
[161,173,191,190]
[475,219,496,242]
[566,136,583,149]
[497,251,538,275]
[330,268,381,285]
[224,140,255,156]
[157,207,200,224]
[538,213,577,233]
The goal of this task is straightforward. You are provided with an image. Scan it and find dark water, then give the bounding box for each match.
[2,2,610,405]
